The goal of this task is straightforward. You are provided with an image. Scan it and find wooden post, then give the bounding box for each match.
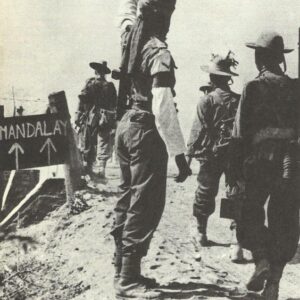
[0,106,4,214]
[0,105,4,118]
[48,91,82,210]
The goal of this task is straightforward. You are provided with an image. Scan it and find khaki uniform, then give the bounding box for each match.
[76,77,117,175]
[187,87,240,221]
[111,37,176,257]
[233,68,299,264]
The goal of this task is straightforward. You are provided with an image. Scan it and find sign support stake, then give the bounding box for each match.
[48,91,82,211]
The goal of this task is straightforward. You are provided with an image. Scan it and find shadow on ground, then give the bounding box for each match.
[157,282,263,299]
[205,240,231,247]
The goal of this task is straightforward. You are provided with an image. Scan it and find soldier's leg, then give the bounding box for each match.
[122,126,168,258]
[224,173,245,262]
[116,113,168,297]
[263,180,300,299]
[193,157,222,240]
[237,179,271,291]
[268,180,299,264]
[111,119,131,284]
[237,179,270,260]
[94,128,112,178]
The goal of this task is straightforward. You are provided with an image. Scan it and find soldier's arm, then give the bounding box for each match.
[151,50,191,182]
[151,50,186,157]
[109,82,118,111]
[186,96,212,157]
[230,82,256,182]
[232,81,257,144]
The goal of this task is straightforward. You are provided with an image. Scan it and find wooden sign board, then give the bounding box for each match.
[0,113,69,171]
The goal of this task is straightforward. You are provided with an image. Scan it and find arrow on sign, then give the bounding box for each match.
[8,143,24,170]
[40,138,57,165]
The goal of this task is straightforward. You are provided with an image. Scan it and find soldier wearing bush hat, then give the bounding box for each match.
[232,31,299,299]
[76,60,117,182]
[187,51,244,262]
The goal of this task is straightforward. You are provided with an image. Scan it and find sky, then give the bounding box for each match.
[1,0,300,136]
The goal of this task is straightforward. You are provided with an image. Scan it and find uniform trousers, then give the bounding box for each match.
[111,109,168,257]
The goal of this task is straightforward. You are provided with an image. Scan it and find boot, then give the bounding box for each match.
[263,281,279,300]
[113,240,123,288]
[92,160,107,183]
[98,160,106,179]
[246,258,270,292]
[196,217,209,246]
[230,243,245,263]
[262,263,284,300]
[115,255,161,299]
[136,256,158,288]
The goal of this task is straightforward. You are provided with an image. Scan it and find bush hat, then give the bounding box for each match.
[89,60,111,74]
[201,53,239,77]
[246,31,293,54]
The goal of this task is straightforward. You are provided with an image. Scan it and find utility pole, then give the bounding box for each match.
[12,86,16,117]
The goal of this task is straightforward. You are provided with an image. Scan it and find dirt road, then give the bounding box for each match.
[0,162,299,300]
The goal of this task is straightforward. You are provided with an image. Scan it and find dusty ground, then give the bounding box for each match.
[0,161,299,300]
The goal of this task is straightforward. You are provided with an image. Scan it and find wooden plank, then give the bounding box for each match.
[0,113,69,170]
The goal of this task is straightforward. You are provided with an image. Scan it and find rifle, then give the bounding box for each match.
[215,116,235,149]
[112,69,132,121]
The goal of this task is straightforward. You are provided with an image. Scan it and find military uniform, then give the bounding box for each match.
[112,36,176,258]
[77,75,117,177]
[233,68,299,264]
[188,87,239,219]
[112,1,191,297]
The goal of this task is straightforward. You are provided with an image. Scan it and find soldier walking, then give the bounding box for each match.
[111,0,191,298]
[186,53,244,262]
[76,61,117,182]
[232,31,300,299]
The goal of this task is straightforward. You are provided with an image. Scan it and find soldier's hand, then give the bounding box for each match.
[174,154,192,183]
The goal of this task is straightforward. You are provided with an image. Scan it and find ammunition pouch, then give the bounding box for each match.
[220,183,245,220]
[99,109,116,131]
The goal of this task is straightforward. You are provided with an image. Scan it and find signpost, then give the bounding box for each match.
[0,113,69,170]
[0,91,84,227]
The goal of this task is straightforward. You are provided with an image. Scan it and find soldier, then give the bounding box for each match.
[111,0,191,298]
[76,61,117,182]
[232,31,299,299]
[186,52,244,262]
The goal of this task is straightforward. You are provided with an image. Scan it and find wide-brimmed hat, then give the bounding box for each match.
[89,60,111,74]
[199,82,213,94]
[246,31,293,54]
[201,52,239,77]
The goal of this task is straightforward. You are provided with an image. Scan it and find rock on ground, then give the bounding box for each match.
[0,161,299,300]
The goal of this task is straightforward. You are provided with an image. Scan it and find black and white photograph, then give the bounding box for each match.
[0,1,299,299]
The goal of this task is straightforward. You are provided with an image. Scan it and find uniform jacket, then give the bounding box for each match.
[79,78,117,112]
[232,68,299,179]
[232,68,298,155]
[131,36,176,112]
[127,36,186,157]
[187,87,240,157]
